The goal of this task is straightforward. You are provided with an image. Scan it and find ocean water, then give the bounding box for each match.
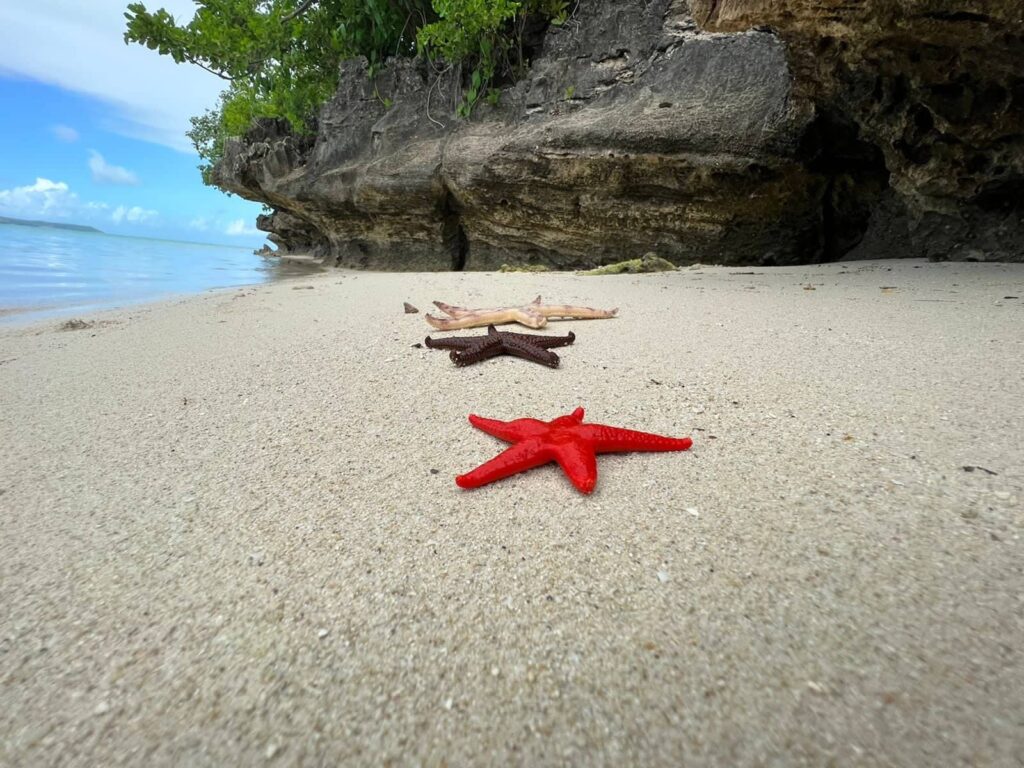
[0,223,318,320]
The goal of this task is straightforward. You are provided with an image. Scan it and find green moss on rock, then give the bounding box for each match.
[499,264,552,273]
[580,253,678,275]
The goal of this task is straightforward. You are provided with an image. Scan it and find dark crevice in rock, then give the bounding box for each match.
[519,12,555,69]
[820,176,837,263]
[440,188,468,271]
[974,176,1024,212]
[799,108,891,261]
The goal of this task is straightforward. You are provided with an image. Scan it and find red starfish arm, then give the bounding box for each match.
[550,407,586,427]
[456,439,552,489]
[467,414,551,442]
[576,424,693,453]
[550,440,599,494]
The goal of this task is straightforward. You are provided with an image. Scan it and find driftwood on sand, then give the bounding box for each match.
[424,296,618,331]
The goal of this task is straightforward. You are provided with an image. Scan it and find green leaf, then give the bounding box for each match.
[125,0,574,174]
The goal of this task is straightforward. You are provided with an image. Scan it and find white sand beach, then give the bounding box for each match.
[1,260,1022,765]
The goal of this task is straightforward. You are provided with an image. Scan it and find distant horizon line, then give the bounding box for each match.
[0,214,265,249]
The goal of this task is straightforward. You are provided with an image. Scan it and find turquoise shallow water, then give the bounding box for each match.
[0,223,317,319]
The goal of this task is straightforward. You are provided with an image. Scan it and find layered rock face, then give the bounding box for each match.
[690,0,1024,261]
[215,0,1024,268]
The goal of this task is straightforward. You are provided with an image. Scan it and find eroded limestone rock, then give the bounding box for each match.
[215,0,828,268]
[214,0,1024,267]
[690,0,1024,261]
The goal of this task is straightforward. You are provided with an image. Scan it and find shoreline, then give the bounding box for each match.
[0,290,219,327]
[0,304,54,319]
[0,225,325,327]
[0,264,322,328]
[3,256,1021,329]
[2,259,1022,765]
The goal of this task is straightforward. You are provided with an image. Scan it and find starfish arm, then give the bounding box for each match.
[510,308,548,329]
[426,298,614,329]
[456,439,552,489]
[501,330,575,349]
[550,440,599,494]
[468,414,552,441]
[502,337,561,368]
[549,407,586,427]
[425,313,461,330]
[536,304,618,320]
[577,424,693,453]
[451,337,505,367]
[424,335,480,350]
[425,309,520,331]
[432,301,475,318]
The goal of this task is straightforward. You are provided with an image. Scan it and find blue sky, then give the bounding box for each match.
[0,1,267,247]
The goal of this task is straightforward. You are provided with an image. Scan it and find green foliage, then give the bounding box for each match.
[417,0,568,116]
[126,0,432,181]
[184,104,223,185]
[418,0,519,65]
[185,87,268,183]
[125,0,429,126]
[125,0,572,181]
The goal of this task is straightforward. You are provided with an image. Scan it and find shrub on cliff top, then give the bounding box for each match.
[125,0,569,183]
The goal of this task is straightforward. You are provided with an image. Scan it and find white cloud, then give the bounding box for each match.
[0,177,79,217]
[88,150,139,185]
[188,216,210,231]
[0,1,225,153]
[52,124,79,142]
[0,177,160,229]
[111,205,158,224]
[225,218,260,236]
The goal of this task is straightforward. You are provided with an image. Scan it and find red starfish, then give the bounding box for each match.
[456,407,693,494]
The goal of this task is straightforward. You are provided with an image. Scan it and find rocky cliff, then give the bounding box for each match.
[215,0,1024,268]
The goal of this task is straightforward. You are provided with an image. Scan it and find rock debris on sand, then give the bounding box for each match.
[1,261,1023,766]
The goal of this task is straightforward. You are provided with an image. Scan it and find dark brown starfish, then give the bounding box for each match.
[424,325,575,368]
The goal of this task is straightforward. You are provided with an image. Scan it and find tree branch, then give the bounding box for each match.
[281,0,317,23]
[186,54,235,81]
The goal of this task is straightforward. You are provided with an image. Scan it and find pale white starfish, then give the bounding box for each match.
[425,295,618,331]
